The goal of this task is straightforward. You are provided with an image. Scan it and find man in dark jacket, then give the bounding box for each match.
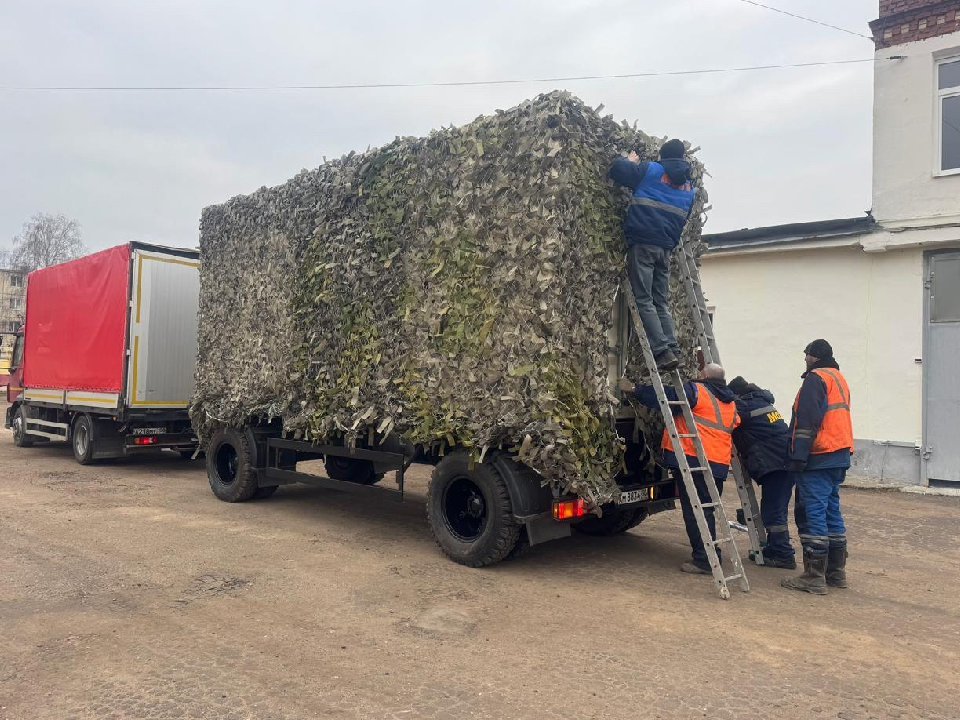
[728,376,796,569]
[620,363,738,574]
[782,339,853,595]
[609,139,696,371]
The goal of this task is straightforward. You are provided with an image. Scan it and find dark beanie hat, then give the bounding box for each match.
[804,339,833,359]
[728,376,750,397]
[660,139,685,160]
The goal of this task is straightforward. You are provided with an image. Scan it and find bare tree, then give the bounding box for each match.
[11,213,86,271]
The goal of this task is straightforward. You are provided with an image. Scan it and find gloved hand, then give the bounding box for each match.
[788,459,806,473]
[617,377,635,394]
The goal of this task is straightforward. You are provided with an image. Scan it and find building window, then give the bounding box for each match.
[9,297,22,309]
[10,274,22,288]
[939,57,960,174]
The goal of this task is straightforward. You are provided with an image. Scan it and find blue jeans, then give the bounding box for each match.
[675,469,723,568]
[759,469,795,560]
[626,244,679,357]
[794,467,847,557]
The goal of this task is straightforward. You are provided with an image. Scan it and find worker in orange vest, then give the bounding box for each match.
[621,363,740,574]
[782,339,853,595]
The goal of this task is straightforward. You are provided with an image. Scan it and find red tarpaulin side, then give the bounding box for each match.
[24,244,131,392]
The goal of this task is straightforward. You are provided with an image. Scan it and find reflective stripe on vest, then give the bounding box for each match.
[661,385,739,466]
[793,368,853,454]
[629,196,689,218]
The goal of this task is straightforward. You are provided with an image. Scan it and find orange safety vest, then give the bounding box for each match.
[794,368,853,454]
[661,385,740,466]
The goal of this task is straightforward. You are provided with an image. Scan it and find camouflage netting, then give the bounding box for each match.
[192,91,707,506]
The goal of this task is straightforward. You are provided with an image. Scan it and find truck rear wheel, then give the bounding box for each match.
[573,506,646,536]
[206,427,260,502]
[12,407,34,448]
[427,451,521,567]
[72,414,96,465]
[324,456,383,485]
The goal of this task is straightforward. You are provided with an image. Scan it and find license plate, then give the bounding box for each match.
[619,487,652,504]
[132,427,166,435]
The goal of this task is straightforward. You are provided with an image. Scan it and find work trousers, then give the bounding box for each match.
[626,243,679,357]
[794,467,847,557]
[674,468,724,569]
[759,469,796,560]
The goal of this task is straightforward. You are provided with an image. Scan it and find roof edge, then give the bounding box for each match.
[704,215,877,251]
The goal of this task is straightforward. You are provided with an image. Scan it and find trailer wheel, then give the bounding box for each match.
[72,414,96,465]
[572,506,644,536]
[626,508,649,530]
[427,450,521,567]
[12,406,34,448]
[206,427,260,502]
[324,456,383,485]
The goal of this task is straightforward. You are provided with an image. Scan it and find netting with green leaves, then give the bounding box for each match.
[192,91,707,505]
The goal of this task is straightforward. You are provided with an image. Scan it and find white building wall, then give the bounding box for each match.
[874,32,960,226]
[700,245,924,446]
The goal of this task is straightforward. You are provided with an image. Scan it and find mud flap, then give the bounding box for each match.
[525,516,572,546]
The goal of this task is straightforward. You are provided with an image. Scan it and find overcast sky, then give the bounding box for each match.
[0,0,878,253]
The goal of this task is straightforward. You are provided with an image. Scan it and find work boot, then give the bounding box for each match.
[655,349,680,371]
[760,554,797,570]
[680,561,711,575]
[826,546,848,588]
[781,551,828,595]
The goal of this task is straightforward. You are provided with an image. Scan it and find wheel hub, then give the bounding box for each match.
[75,425,88,456]
[215,444,239,485]
[442,477,488,542]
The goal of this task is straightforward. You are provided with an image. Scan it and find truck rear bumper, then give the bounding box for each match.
[124,432,198,450]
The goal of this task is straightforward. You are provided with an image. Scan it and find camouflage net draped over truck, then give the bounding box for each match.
[192,91,707,505]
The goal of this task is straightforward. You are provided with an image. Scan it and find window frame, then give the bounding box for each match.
[936,54,960,177]
[11,332,24,370]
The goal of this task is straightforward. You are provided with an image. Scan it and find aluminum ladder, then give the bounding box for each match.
[623,287,749,600]
[674,244,767,565]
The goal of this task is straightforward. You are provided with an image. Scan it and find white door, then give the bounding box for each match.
[924,251,960,483]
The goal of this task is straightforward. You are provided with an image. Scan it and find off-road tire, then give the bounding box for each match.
[72,414,96,465]
[625,508,649,530]
[505,527,532,561]
[427,450,521,567]
[206,427,260,502]
[11,406,34,448]
[324,456,384,485]
[573,506,642,536]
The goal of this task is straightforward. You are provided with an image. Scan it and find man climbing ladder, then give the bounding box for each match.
[609,139,695,371]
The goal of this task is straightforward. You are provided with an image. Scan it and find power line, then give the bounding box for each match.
[0,58,874,93]
[735,0,873,40]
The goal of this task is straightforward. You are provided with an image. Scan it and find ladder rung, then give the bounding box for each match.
[677,433,697,438]
[724,574,742,582]
[667,400,687,406]
[710,537,734,545]
[687,467,710,472]
[700,502,719,508]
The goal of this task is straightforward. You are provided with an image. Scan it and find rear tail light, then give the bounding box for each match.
[132,436,158,445]
[553,498,586,520]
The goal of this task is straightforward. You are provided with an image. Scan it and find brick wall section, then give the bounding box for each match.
[871,0,960,48]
